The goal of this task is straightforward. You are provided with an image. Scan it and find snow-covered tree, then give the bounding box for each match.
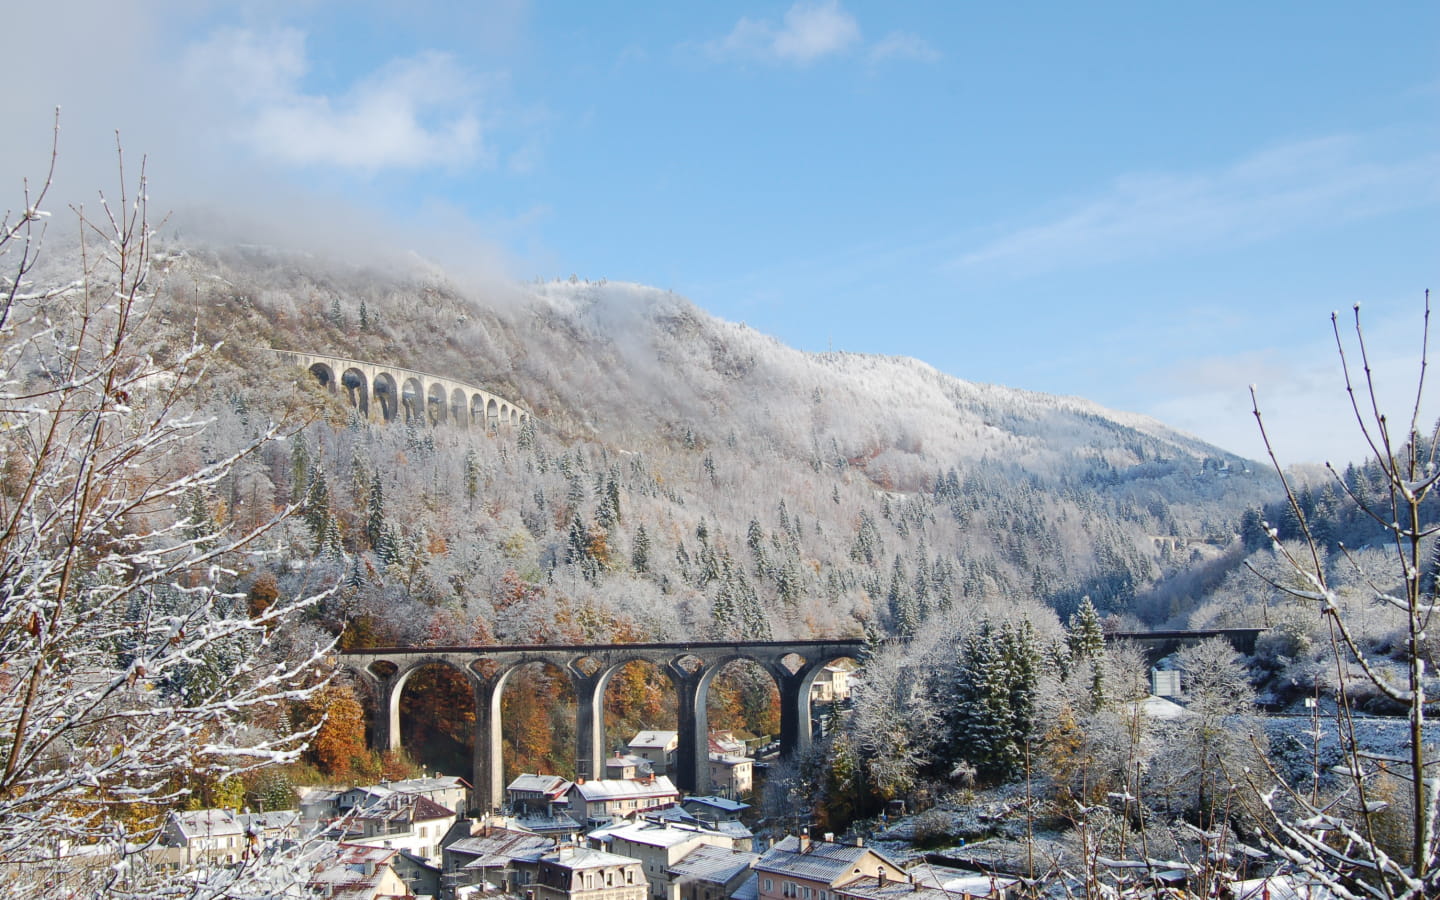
[0,138,330,896]
[1246,299,1440,899]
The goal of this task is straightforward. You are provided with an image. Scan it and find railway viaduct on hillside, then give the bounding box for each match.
[340,639,865,811]
[270,349,531,429]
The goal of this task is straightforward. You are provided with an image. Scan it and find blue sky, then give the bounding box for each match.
[8,1,1438,465]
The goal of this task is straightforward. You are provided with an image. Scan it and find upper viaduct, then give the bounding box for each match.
[269,349,532,429]
[340,639,865,811]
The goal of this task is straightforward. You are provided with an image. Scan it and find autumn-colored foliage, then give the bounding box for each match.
[309,684,369,780]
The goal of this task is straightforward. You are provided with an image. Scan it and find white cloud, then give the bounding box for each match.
[185,27,485,173]
[710,1,861,65]
[955,136,1440,272]
[868,31,940,64]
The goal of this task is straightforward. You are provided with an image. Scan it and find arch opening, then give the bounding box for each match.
[401,377,424,423]
[427,382,448,426]
[805,655,860,741]
[341,368,369,417]
[373,373,399,422]
[486,398,499,430]
[497,661,577,786]
[703,659,777,800]
[601,659,677,767]
[397,662,475,778]
[470,393,486,427]
[308,362,336,392]
[450,388,467,426]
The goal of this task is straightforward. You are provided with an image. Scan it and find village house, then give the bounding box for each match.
[343,792,458,865]
[533,846,649,900]
[754,835,906,900]
[508,773,575,817]
[835,865,1018,900]
[668,844,758,900]
[606,752,656,780]
[639,807,754,852]
[338,775,472,817]
[155,808,299,868]
[441,825,555,899]
[306,842,412,900]
[705,751,752,800]
[679,797,749,823]
[808,664,854,704]
[566,776,680,827]
[588,820,739,900]
[627,731,679,776]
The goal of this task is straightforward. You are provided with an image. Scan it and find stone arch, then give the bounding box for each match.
[499,404,511,428]
[427,382,448,426]
[486,398,499,429]
[385,657,476,770]
[450,388,467,426]
[470,393,486,427]
[341,367,369,417]
[511,408,520,426]
[308,362,337,392]
[492,659,578,786]
[401,377,424,423]
[373,372,399,422]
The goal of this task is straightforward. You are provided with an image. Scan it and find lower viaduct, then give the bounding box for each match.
[341,639,864,811]
[338,629,1261,812]
[269,349,532,429]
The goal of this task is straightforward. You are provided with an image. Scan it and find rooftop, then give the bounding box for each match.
[669,844,758,884]
[571,776,678,803]
[756,836,901,885]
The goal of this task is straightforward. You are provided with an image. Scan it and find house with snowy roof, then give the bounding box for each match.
[628,731,680,775]
[508,773,575,817]
[342,792,458,865]
[836,865,1017,900]
[156,808,299,867]
[680,796,749,823]
[754,835,906,900]
[669,844,758,900]
[441,825,556,899]
[607,751,657,780]
[533,845,649,900]
[566,776,680,827]
[587,820,740,900]
[305,842,411,900]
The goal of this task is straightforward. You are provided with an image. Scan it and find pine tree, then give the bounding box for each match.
[465,447,481,504]
[1067,596,1107,708]
[947,624,1019,782]
[358,298,369,331]
[887,555,918,639]
[631,524,651,573]
[365,472,385,550]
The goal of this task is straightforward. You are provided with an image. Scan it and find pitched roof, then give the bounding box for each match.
[170,809,243,840]
[306,842,399,900]
[541,846,645,872]
[755,837,902,885]
[353,792,457,825]
[595,821,715,850]
[447,828,554,870]
[683,796,750,814]
[570,776,678,803]
[629,730,679,749]
[669,844,758,884]
[508,773,573,796]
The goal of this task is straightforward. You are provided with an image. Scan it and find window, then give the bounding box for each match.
[763,880,773,893]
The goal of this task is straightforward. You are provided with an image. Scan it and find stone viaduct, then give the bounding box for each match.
[340,639,865,811]
[269,349,532,429]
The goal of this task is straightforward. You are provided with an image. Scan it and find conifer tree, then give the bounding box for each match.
[631,524,651,573]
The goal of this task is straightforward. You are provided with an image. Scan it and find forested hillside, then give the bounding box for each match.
[146,244,1277,648]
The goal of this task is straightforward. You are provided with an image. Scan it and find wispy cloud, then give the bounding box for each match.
[868,31,940,65]
[708,1,861,65]
[955,136,1440,272]
[185,27,486,173]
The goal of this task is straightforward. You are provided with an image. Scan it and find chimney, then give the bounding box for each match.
[878,870,887,889]
[798,833,811,854]
[854,837,863,847]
